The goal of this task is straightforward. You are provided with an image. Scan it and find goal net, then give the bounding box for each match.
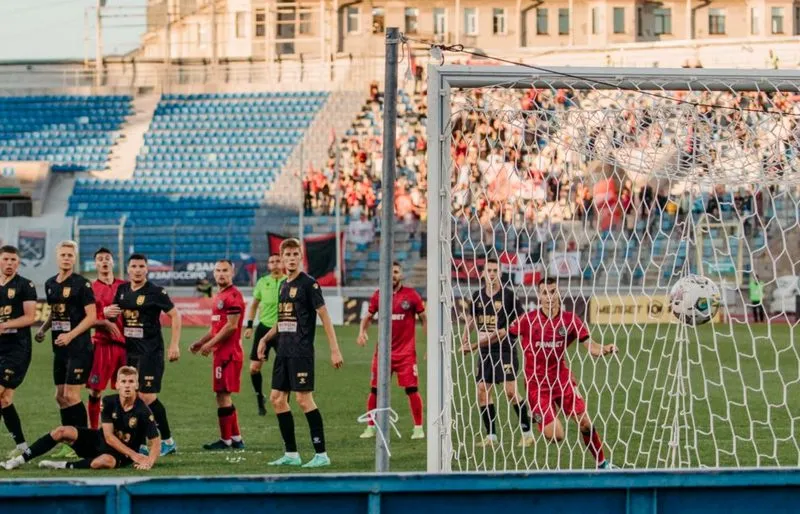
[425,66,800,472]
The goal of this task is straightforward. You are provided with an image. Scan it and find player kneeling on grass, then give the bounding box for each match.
[479,277,618,470]
[1,366,160,471]
[190,259,246,450]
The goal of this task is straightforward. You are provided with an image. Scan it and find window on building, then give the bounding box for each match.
[346,6,359,33]
[235,11,246,39]
[434,8,446,36]
[464,8,478,36]
[613,7,625,34]
[796,6,800,35]
[751,7,760,35]
[591,7,600,35]
[654,8,671,35]
[636,7,643,36]
[772,7,784,34]
[558,8,569,35]
[255,8,265,38]
[709,8,726,35]
[198,22,208,46]
[372,7,385,34]
[405,8,419,35]
[537,8,548,35]
[493,8,507,35]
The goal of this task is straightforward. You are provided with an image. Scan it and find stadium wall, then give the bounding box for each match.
[2,471,800,514]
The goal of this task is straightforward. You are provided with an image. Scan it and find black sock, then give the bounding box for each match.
[61,403,88,428]
[66,459,92,469]
[305,409,326,454]
[148,399,172,441]
[513,401,532,433]
[276,411,297,453]
[251,372,263,397]
[23,434,58,462]
[480,403,497,436]
[2,404,25,445]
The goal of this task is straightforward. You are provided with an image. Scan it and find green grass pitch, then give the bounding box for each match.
[2,322,797,477]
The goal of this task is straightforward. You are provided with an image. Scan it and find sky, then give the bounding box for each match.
[0,0,148,61]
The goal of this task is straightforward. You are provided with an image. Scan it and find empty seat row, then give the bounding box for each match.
[162,91,326,101]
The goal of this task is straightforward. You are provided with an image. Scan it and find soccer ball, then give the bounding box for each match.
[669,275,721,325]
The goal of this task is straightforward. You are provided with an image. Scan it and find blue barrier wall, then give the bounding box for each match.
[2,470,800,514]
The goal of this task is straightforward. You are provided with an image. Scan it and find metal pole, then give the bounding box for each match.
[95,0,104,88]
[299,140,305,242]
[210,0,218,82]
[73,217,81,274]
[334,135,343,297]
[118,214,127,280]
[375,26,399,473]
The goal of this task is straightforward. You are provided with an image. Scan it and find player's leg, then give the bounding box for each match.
[397,359,424,439]
[249,324,269,416]
[137,355,175,456]
[360,354,379,438]
[87,344,115,430]
[291,355,328,468]
[530,388,564,443]
[501,347,533,446]
[61,350,92,429]
[268,354,301,466]
[563,386,612,469]
[476,379,497,446]
[0,386,27,456]
[50,351,81,460]
[1,425,79,469]
[39,429,111,470]
[206,359,244,450]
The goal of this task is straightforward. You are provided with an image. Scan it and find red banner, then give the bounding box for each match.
[160,297,215,327]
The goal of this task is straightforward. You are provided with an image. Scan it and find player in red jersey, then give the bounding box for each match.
[87,248,127,430]
[190,259,246,450]
[481,277,618,469]
[357,262,426,439]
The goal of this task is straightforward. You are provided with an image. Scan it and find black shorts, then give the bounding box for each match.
[271,353,314,392]
[127,352,164,394]
[0,351,31,390]
[476,344,519,384]
[53,346,94,386]
[250,324,278,362]
[71,428,132,468]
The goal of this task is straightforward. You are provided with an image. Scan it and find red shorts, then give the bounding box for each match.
[88,343,127,391]
[528,382,587,428]
[213,357,242,393]
[370,354,418,389]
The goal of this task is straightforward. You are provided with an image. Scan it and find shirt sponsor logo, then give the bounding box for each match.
[391,314,406,321]
[211,315,221,322]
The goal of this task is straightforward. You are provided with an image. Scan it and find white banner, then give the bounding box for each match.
[549,251,582,277]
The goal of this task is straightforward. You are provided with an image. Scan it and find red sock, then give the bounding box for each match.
[407,392,423,426]
[367,392,377,426]
[230,407,241,437]
[582,427,606,465]
[88,395,102,430]
[218,408,233,441]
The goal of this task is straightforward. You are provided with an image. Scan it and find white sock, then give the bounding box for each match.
[221,439,232,445]
[16,442,28,451]
[13,456,24,465]
[414,425,423,430]
[286,452,299,459]
[50,461,67,469]
[487,434,498,441]
[165,438,174,445]
[231,435,242,442]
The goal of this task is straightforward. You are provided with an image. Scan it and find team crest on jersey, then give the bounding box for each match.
[494,301,502,310]
[6,289,14,299]
[558,327,567,336]
[217,300,224,310]
[62,287,71,298]
[289,287,297,298]
[136,295,145,306]
[401,300,410,310]
[112,412,118,419]
[129,417,138,428]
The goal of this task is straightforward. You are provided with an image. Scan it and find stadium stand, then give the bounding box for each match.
[67,91,329,264]
[0,95,132,172]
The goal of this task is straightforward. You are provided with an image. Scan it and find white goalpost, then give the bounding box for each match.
[426,65,800,472]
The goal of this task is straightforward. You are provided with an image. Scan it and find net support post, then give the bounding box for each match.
[375,26,400,473]
[425,63,452,473]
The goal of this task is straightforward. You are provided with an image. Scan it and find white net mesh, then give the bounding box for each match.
[437,69,800,471]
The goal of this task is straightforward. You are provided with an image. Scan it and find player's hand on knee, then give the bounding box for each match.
[331,348,344,369]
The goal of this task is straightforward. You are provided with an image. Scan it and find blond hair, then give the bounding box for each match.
[57,240,78,252]
[280,238,302,254]
[116,366,139,379]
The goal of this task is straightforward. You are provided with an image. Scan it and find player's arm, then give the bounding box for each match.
[358,291,379,346]
[101,422,141,460]
[200,312,241,356]
[165,307,182,361]
[475,327,507,348]
[244,297,261,338]
[189,328,213,354]
[578,320,617,357]
[55,304,97,347]
[257,325,277,359]
[35,312,51,342]
[1,301,36,331]
[317,305,343,368]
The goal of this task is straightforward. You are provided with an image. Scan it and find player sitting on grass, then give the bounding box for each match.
[1,366,160,470]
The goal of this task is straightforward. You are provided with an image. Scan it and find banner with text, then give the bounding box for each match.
[589,295,674,324]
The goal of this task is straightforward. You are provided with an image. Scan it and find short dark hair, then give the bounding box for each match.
[392,261,401,268]
[94,247,113,258]
[537,276,557,288]
[268,253,281,259]
[128,253,148,263]
[217,259,234,267]
[0,245,18,255]
[484,257,499,267]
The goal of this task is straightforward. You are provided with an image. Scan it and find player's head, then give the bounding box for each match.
[214,259,234,288]
[483,258,500,285]
[115,366,139,397]
[537,277,560,312]
[127,253,148,285]
[56,240,78,273]
[267,253,283,276]
[0,245,19,277]
[279,238,302,273]
[94,247,114,275]
[392,261,403,289]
